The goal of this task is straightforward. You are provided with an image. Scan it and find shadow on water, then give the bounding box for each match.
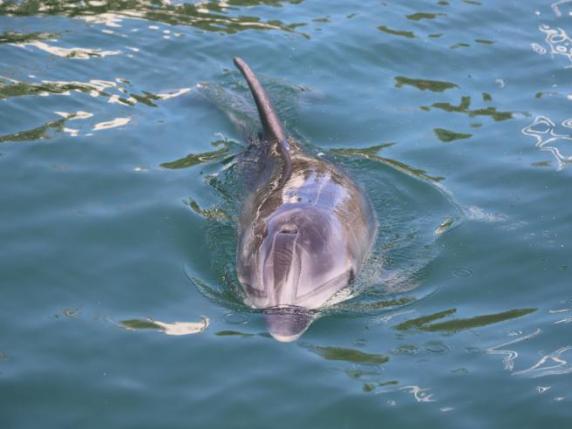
[0,0,308,37]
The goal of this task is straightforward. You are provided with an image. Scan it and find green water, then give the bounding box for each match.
[1,0,571,427]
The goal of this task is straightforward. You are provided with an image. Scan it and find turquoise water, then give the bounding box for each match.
[1,0,572,427]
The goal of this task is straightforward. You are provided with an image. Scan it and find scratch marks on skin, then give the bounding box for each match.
[522,116,572,170]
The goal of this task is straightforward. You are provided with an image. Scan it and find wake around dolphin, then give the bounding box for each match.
[233,57,377,342]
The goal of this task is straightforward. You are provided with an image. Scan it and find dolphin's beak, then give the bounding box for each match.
[263,307,314,342]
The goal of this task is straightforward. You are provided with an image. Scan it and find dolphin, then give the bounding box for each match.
[233,57,377,342]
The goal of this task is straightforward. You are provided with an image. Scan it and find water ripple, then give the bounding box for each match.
[552,0,572,17]
[119,317,210,336]
[533,24,572,66]
[0,0,308,37]
[522,115,572,169]
[93,116,131,131]
[513,346,572,378]
[400,385,435,403]
[15,40,122,59]
[487,328,542,371]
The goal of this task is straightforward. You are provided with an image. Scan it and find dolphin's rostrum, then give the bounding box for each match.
[234,57,377,342]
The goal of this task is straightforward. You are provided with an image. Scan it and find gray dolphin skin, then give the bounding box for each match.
[233,57,377,342]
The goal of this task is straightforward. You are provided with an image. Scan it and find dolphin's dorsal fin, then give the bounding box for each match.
[234,57,291,182]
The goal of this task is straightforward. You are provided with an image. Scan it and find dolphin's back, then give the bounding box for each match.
[233,58,377,336]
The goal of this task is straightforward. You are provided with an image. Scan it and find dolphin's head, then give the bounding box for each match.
[238,206,358,341]
[262,306,315,342]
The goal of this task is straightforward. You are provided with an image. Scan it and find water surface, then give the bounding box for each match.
[1,0,572,427]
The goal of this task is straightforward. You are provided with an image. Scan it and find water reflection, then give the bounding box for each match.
[215,330,255,337]
[184,198,230,222]
[160,139,232,170]
[93,117,131,131]
[533,25,572,65]
[0,77,192,107]
[0,111,92,143]
[378,25,415,39]
[423,96,513,122]
[0,79,112,100]
[304,340,442,403]
[434,128,471,143]
[330,144,444,183]
[120,317,209,336]
[0,0,308,37]
[0,110,134,142]
[0,31,56,44]
[514,346,572,378]
[333,294,416,314]
[0,77,192,142]
[394,76,458,92]
[308,345,389,365]
[395,308,536,333]
[400,385,435,402]
[552,0,572,17]
[522,115,572,169]
[406,12,445,21]
[16,41,121,59]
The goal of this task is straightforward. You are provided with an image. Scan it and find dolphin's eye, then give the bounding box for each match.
[279,224,298,234]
